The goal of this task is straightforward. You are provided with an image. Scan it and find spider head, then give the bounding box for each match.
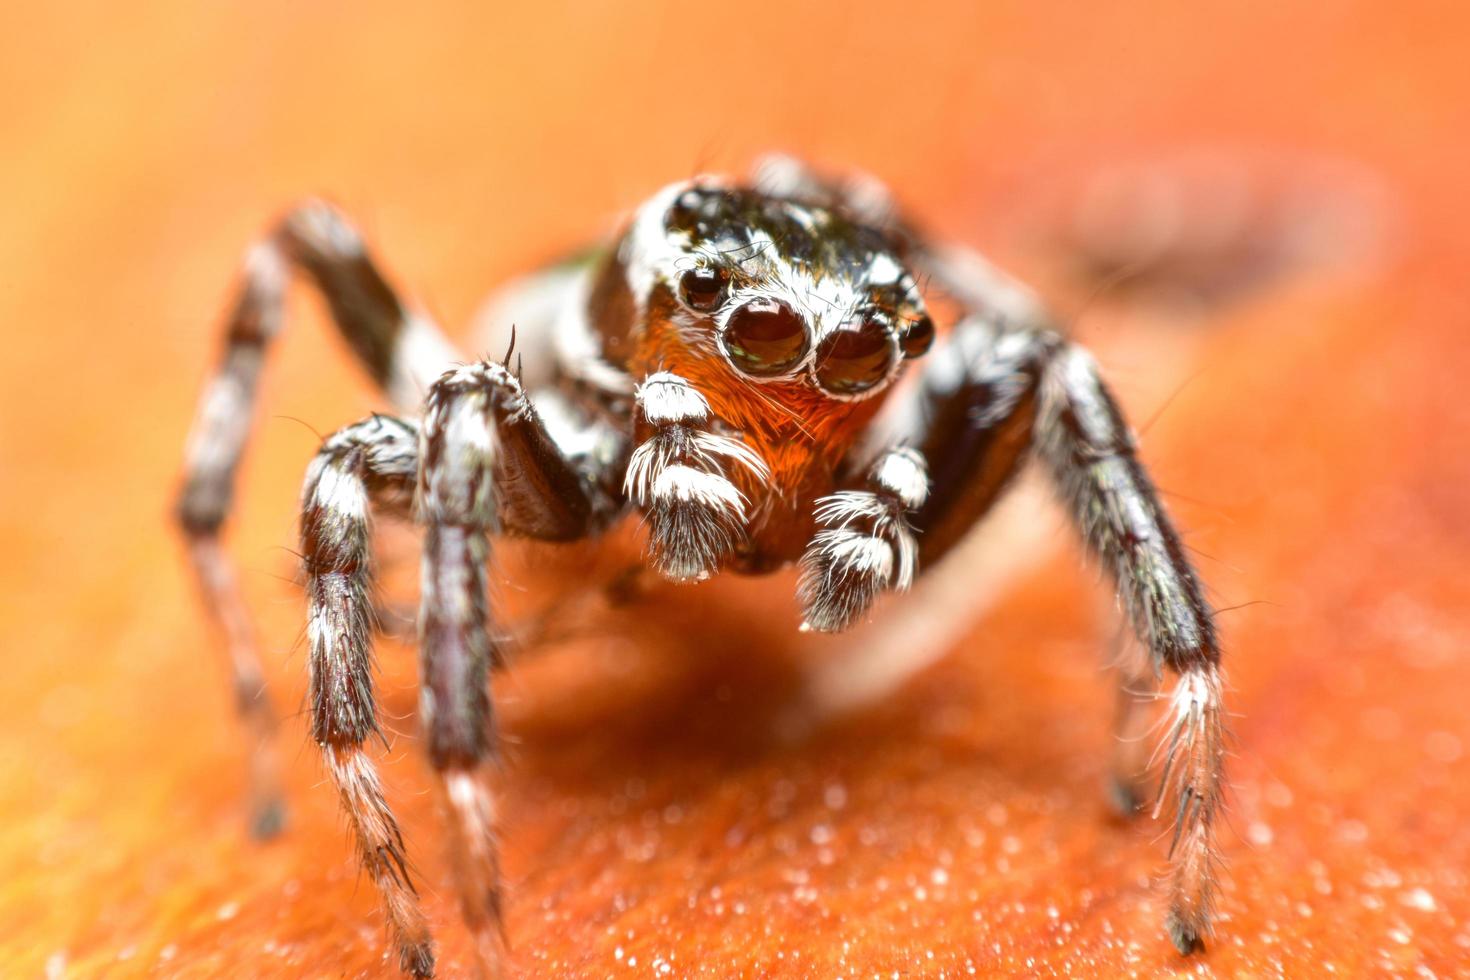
[617,180,934,408]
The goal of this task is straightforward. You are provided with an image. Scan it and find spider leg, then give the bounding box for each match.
[299,414,431,976]
[1035,340,1223,955]
[795,313,1043,634]
[902,319,1047,562]
[848,311,1224,953]
[176,203,460,836]
[1107,628,1160,816]
[415,361,625,978]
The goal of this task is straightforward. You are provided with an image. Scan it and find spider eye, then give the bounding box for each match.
[813,316,897,395]
[678,267,728,313]
[721,298,810,377]
[900,315,935,358]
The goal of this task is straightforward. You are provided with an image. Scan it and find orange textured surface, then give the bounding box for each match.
[4,3,1469,977]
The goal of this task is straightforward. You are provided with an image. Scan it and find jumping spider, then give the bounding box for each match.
[177,156,1226,975]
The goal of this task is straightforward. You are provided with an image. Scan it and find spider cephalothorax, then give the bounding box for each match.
[590,179,939,576]
[634,180,935,395]
[177,157,1228,977]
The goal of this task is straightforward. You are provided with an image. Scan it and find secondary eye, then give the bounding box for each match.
[900,314,935,358]
[721,298,810,377]
[678,267,728,312]
[813,317,896,395]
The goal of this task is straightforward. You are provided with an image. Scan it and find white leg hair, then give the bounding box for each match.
[1155,664,1227,953]
[436,766,505,980]
[797,446,927,632]
[625,371,768,581]
[301,414,432,977]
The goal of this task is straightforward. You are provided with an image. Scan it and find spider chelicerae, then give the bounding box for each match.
[176,156,1226,975]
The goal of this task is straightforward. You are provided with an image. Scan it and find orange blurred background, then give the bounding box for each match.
[3,2,1469,976]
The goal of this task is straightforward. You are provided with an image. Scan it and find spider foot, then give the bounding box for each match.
[248,796,286,840]
[1154,665,1224,957]
[1106,774,1147,818]
[1167,910,1207,956]
[438,766,507,979]
[397,933,437,979]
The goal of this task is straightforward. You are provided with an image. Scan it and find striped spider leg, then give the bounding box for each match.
[815,311,1225,953]
[174,203,627,976]
[175,202,459,836]
[302,361,625,977]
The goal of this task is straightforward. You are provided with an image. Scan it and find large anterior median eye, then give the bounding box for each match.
[813,317,897,395]
[721,298,810,377]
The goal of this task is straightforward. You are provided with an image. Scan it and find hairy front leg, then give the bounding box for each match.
[176,202,459,835]
[798,312,1043,638]
[839,310,1225,953]
[1037,340,1225,954]
[300,414,433,976]
[414,361,623,977]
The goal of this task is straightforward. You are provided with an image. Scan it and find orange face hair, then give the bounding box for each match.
[599,178,935,561]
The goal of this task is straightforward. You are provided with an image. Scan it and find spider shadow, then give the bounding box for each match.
[483,576,1088,810]
[364,524,1120,819]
